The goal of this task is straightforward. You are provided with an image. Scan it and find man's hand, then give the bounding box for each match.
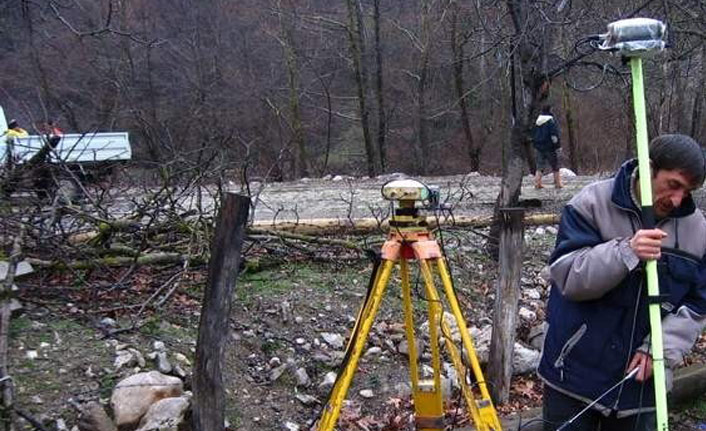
[628,351,653,382]
[629,229,667,261]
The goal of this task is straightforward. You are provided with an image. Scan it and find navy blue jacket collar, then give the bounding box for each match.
[611,159,696,219]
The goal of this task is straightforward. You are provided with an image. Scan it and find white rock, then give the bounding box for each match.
[135,396,190,431]
[294,367,310,387]
[320,332,344,349]
[546,226,558,235]
[513,344,541,374]
[173,353,190,365]
[26,350,38,360]
[534,227,546,236]
[359,389,374,399]
[524,288,541,300]
[156,352,173,374]
[295,394,319,406]
[100,317,117,328]
[319,371,337,389]
[518,307,537,322]
[114,350,135,370]
[283,421,300,431]
[364,346,382,357]
[332,175,345,182]
[153,341,166,352]
[110,371,183,429]
[560,167,577,178]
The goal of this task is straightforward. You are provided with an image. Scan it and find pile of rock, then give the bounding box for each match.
[78,371,189,431]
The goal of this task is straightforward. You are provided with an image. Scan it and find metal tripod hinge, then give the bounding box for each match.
[316,195,502,431]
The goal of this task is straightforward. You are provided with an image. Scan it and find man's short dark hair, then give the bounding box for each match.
[650,134,706,186]
[541,105,553,115]
[7,119,17,129]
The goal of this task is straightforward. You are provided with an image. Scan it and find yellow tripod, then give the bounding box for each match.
[317,180,502,431]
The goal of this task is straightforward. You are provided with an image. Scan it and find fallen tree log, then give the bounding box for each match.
[66,212,560,244]
[250,212,560,235]
[26,252,192,270]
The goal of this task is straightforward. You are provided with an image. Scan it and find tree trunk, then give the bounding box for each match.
[562,78,579,173]
[372,0,387,173]
[450,2,480,172]
[415,0,432,175]
[691,45,706,142]
[487,209,524,404]
[192,193,250,431]
[345,0,379,177]
[278,3,309,178]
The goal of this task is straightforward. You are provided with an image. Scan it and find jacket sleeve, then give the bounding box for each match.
[549,204,640,301]
[660,306,706,368]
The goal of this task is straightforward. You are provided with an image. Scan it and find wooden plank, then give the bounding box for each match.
[192,193,250,431]
[487,209,524,404]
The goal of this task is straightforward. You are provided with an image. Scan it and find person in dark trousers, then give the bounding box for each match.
[538,134,706,431]
[532,105,562,189]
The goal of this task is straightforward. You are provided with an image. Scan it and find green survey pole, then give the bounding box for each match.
[630,56,669,431]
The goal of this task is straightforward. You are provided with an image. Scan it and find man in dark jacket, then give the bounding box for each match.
[539,134,706,430]
[532,105,562,189]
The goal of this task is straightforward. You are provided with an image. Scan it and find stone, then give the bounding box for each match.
[77,402,117,431]
[320,332,344,349]
[524,288,541,300]
[114,351,135,370]
[0,260,33,281]
[534,227,546,236]
[546,226,558,235]
[359,389,374,399]
[100,318,117,328]
[128,348,146,368]
[319,371,337,389]
[283,422,300,431]
[513,344,541,375]
[111,371,183,429]
[295,394,319,406]
[397,339,423,361]
[560,167,577,178]
[153,341,166,352]
[135,396,190,431]
[270,363,288,382]
[528,323,547,351]
[518,307,537,322]
[156,352,173,374]
[173,353,190,365]
[364,346,382,357]
[26,350,38,360]
[294,367,310,387]
[56,418,69,431]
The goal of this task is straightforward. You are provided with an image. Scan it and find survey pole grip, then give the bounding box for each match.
[630,57,669,431]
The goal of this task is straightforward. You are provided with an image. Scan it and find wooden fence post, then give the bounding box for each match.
[487,208,524,404]
[192,193,250,431]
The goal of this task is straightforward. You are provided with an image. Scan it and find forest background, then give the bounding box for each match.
[1,0,705,182]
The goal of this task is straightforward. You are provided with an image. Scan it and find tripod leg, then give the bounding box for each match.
[415,259,445,431]
[317,259,395,431]
[436,257,502,430]
[400,258,423,397]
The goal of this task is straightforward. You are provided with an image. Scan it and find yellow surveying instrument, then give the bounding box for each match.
[316,179,502,431]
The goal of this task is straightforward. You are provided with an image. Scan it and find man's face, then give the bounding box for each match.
[652,169,697,218]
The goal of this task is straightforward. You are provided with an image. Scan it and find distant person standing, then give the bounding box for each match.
[3,119,29,168]
[4,119,29,140]
[532,106,562,189]
[42,119,63,149]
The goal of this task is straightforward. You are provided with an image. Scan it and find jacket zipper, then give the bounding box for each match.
[553,323,587,382]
